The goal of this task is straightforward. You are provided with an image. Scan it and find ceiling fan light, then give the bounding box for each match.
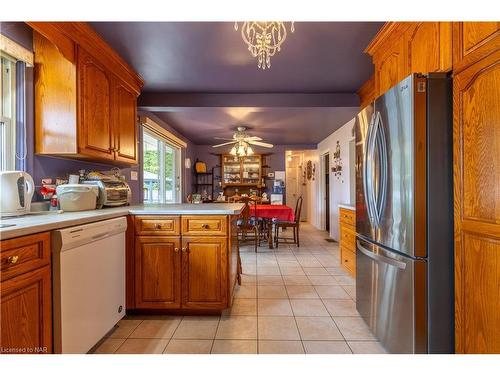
[237,144,246,155]
[230,146,238,156]
[247,146,254,155]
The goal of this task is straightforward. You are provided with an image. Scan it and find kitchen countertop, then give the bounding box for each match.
[0,203,245,241]
[338,203,356,210]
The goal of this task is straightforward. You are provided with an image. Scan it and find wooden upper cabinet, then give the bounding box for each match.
[78,47,114,160]
[454,50,500,354]
[374,36,408,96]
[113,80,138,163]
[454,22,500,72]
[31,23,143,165]
[406,22,452,74]
[181,237,227,309]
[135,236,181,309]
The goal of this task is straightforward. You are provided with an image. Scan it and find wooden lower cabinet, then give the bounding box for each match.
[181,237,227,309]
[135,236,181,309]
[130,215,236,312]
[339,207,356,277]
[1,233,52,354]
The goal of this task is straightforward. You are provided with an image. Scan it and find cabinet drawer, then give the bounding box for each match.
[181,216,227,236]
[340,246,356,276]
[339,208,356,226]
[339,224,356,251]
[135,216,180,236]
[1,232,51,281]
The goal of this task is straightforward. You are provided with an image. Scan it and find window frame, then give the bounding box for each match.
[142,127,182,204]
[0,52,16,171]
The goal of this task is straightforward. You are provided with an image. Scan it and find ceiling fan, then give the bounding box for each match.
[212,126,273,156]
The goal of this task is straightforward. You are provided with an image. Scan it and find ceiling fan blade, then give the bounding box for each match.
[212,141,238,148]
[214,137,235,141]
[244,136,263,141]
[248,140,274,148]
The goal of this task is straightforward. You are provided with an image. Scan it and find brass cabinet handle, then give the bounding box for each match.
[174,248,179,253]
[155,223,163,229]
[7,255,19,264]
[201,224,209,229]
[181,247,190,253]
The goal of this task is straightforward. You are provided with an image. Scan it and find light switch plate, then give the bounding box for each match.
[130,171,138,181]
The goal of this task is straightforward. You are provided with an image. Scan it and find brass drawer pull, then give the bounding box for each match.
[155,223,163,229]
[201,224,209,229]
[7,255,19,264]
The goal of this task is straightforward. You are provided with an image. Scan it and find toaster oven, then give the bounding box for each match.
[82,178,131,208]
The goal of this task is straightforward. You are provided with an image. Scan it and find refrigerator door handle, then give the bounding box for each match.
[357,240,407,270]
[363,112,377,226]
[373,111,388,225]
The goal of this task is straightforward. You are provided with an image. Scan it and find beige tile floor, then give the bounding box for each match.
[92,223,386,354]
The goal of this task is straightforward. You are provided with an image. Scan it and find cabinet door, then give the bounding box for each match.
[374,36,408,96]
[77,47,114,160]
[454,50,500,354]
[113,80,138,164]
[181,237,227,309]
[1,266,52,354]
[453,22,500,72]
[406,22,452,73]
[135,237,181,309]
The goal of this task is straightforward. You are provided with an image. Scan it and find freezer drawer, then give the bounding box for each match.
[356,237,427,353]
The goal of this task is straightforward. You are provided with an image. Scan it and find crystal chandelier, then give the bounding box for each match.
[234,22,295,70]
[230,142,254,157]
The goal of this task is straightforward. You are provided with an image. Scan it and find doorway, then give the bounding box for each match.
[324,153,330,232]
[285,151,307,221]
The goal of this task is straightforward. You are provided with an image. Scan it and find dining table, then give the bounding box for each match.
[252,204,295,248]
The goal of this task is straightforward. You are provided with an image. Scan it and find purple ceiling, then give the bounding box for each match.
[90,22,382,93]
[89,22,382,145]
[152,107,359,145]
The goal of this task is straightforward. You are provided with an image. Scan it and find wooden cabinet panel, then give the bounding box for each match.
[339,224,356,252]
[114,80,138,164]
[135,216,180,236]
[340,246,356,275]
[453,22,500,72]
[339,208,356,226]
[455,52,500,223]
[33,32,77,155]
[135,237,181,309]
[181,237,227,309]
[1,265,52,354]
[181,215,227,236]
[458,233,500,353]
[463,22,500,55]
[454,50,500,354]
[407,22,452,74]
[77,47,114,159]
[1,233,50,281]
[374,36,408,96]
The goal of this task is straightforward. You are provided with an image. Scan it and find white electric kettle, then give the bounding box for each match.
[0,171,35,217]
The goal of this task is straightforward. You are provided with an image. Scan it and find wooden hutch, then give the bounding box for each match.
[220,154,270,199]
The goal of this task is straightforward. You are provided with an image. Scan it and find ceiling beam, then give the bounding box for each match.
[138,92,359,111]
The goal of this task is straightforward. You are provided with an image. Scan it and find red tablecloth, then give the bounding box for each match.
[254,204,295,222]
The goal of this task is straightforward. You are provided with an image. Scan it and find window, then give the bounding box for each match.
[143,129,182,203]
[0,53,16,171]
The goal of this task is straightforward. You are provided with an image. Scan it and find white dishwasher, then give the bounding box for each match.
[52,216,127,353]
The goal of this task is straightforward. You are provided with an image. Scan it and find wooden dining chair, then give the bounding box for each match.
[274,196,303,247]
[237,197,260,252]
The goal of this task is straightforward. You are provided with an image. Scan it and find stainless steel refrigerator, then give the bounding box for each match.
[354,73,454,354]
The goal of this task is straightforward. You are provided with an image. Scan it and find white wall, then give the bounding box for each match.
[311,118,356,240]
